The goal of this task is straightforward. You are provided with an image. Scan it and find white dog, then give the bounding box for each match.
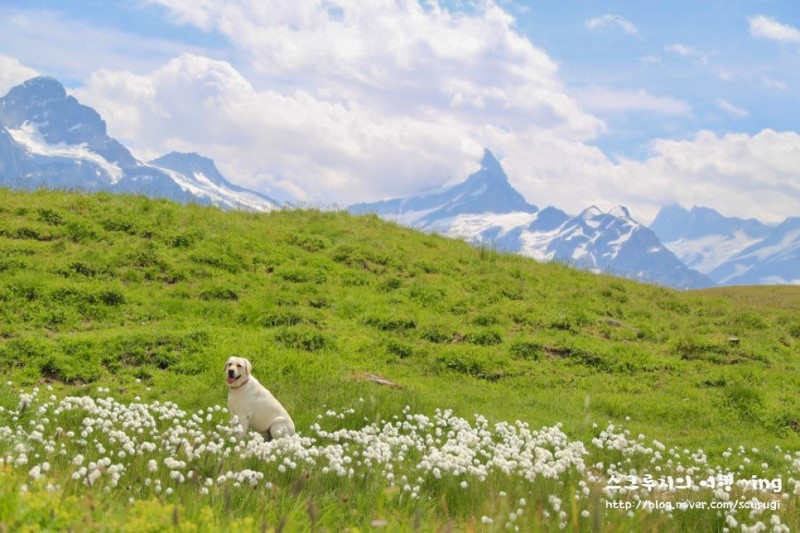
[225,356,295,440]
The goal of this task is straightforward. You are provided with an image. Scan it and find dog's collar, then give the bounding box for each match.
[228,377,250,390]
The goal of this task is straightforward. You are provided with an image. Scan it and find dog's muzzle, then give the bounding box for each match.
[227,369,238,384]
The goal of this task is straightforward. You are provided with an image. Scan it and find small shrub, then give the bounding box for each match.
[260,311,304,328]
[472,315,499,327]
[286,234,329,252]
[387,340,413,359]
[164,232,199,249]
[37,208,65,226]
[68,261,98,277]
[190,250,243,274]
[64,221,97,243]
[364,316,417,332]
[101,217,135,234]
[510,340,542,360]
[275,328,332,352]
[724,381,763,421]
[98,289,126,306]
[2,226,54,241]
[409,283,445,307]
[420,326,452,343]
[658,299,690,314]
[50,287,95,305]
[276,267,327,284]
[466,330,502,346]
[437,349,506,381]
[549,311,590,333]
[674,336,728,362]
[378,277,403,292]
[733,312,767,330]
[199,287,239,301]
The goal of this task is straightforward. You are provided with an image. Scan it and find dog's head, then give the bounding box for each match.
[224,356,252,387]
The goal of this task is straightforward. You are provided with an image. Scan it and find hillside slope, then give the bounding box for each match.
[3,188,800,530]
[1,188,799,449]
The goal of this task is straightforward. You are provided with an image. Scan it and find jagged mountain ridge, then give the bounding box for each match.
[651,204,800,285]
[349,153,713,289]
[0,76,278,212]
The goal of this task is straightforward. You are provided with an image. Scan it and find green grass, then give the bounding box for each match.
[1,187,800,531]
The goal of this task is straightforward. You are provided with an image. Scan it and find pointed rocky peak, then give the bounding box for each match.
[609,205,632,220]
[579,205,603,220]
[479,148,504,175]
[462,148,510,190]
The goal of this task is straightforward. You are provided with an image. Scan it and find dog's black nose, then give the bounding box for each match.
[228,369,236,378]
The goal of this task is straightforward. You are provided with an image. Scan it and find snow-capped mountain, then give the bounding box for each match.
[0,76,278,211]
[650,205,800,285]
[649,205,771,275]
[708,218,800,285]
[350,150,713,289]
[350,149,537,226]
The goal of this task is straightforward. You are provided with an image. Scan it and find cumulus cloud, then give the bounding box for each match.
[76,1,607,206]
[615,130,800,223]
[585,14,639,36]
[0,54,38,95]
[19,1,798,224]
[142,0,601,139]
[749,15,800,43]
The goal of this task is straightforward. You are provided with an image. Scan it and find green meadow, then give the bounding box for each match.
[1,187,799,531]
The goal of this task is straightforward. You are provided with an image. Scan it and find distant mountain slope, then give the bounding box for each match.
[350,149,537,226]
[0,76,278,212]
[649,205,771,274]
[707,217,800,285]
[650,204,800,286]
[350,151,712,289]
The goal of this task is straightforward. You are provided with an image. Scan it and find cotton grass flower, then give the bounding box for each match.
[0,385,795,529]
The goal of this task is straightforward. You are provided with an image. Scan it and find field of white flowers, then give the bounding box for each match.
[1,381,798,531]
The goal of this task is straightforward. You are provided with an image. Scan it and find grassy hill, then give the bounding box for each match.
[1,188,799,531]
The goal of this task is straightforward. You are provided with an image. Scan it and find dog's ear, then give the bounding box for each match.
[244,358,252,375]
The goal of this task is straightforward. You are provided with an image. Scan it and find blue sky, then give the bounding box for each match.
[1,0,798,223]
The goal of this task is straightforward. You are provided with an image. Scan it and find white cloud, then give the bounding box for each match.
[77,52,615,209]
[7,1,797,226]
[714,98,749,119]
[664,43,709,65]
[167,1,597,136]
[0,8,217,82]
[75,1,606,205]
[760,76,788,90]
[575,86,692,117]
[749,15,800,43]
[0,55,38,95]
[614,130,800,223]
[585,14,639,36]
[640,55,662,66]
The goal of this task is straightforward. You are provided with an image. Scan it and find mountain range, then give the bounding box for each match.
[1,76,797,288]
[351,149,713,289]
[0,76,278,212]
[650,205,800,286]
